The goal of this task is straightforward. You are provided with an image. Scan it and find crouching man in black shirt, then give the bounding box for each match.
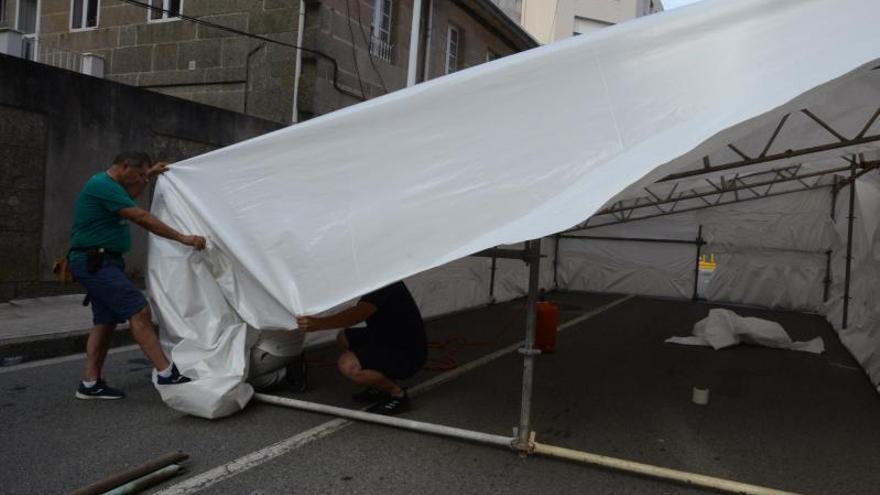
[296,281,427,415]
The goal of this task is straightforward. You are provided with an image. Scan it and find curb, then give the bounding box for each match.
[0,327,134,366]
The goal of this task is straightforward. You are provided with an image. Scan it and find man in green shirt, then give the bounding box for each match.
[69,152,206,400]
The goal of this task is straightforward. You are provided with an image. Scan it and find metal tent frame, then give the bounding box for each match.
[255,104,880,495]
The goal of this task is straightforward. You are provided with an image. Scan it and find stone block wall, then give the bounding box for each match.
[0,53,281,301]
[36,0,299,123]
[0,104,46,301]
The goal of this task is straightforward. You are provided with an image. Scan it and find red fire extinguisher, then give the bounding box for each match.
[535,289,559,353]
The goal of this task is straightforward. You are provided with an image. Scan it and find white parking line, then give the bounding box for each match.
[154,295,633,495]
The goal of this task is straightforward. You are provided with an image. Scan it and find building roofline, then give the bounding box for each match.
[452,0,540,51]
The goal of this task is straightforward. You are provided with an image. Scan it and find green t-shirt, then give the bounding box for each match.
[69,172,137,261]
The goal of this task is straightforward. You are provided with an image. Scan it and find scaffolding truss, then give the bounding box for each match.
[562,105,880,232]
[659,107,880,182]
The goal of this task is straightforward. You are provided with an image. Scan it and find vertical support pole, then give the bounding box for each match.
[516,238,542,452]
[823,250,832,302]
[421,0,435,82]
[830,176,839,220]
[553,234,560,290]
[842,165,857,329]
[406,0,424,87]
[489,255,497,303]
[692,225,704,301]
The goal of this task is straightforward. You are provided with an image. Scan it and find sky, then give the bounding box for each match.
[663,0,706,9]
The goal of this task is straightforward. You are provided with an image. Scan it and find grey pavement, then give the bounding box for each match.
[1,292,878,495]
[0,294,96,345]
[0,293,136,367]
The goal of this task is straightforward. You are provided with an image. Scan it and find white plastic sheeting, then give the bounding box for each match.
[559,237,695,299]
[666,308,825,354]
[701,189,834,312]
[148,0,880,417]
[558,189,834,311]
[825,176,880,392]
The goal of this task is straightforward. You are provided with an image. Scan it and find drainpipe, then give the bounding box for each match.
[291,0,306,123]
[244,43,266,114]
[421,0,434,82]
[406,0,423,86]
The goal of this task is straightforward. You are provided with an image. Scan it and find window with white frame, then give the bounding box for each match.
[16,0,38,34]
[148,0,181,22]
[369,0,392,62]
[70,0,99,30]
[16,0,38,60]
[445,25,460,74]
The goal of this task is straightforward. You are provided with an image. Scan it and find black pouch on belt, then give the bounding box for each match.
[86,248,105,274]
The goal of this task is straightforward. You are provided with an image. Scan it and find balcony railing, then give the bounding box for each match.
[35,38,84,72]
[369,35,392,63]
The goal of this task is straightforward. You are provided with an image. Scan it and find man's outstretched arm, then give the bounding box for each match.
[296,302,377,332]
[118,207,206,250]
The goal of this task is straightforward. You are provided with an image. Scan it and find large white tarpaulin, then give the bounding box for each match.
[148,0,880,417]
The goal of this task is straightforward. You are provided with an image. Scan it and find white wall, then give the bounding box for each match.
[521,0,649,43]
[826,175,880,393]
[559,188,835,312]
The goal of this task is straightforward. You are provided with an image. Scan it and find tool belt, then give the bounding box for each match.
[64,247,124,307]
[68,247,124,274]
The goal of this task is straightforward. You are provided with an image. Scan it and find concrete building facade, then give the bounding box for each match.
[1,0,537,124]
[502,0,663,44]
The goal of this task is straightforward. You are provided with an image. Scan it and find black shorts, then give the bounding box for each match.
[344,327,427,380]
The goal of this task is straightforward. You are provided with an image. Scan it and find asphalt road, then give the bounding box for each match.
[2,293,878,495]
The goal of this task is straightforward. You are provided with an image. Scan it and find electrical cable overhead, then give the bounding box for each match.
[117,0,367,101]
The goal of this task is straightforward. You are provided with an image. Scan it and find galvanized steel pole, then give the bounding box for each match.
[532,442,802,495]
[516,238,542,451]
[254,393,515,448]
[842,162,857,328]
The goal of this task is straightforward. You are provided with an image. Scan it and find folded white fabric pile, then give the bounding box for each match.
[666,308,824,354]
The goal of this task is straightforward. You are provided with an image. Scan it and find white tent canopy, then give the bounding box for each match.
[148,0,880,418]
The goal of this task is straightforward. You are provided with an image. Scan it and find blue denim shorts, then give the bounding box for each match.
[70,258,147,325]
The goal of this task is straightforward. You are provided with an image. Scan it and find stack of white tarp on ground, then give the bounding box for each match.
[666,308,825,354]
[148,0,880,417]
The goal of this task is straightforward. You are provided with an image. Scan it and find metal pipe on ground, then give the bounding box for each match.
[103,465,183,495]
[69,451,188,495]
[531,441,801,495]
[254,394,801,495]
[253,393,514,448]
